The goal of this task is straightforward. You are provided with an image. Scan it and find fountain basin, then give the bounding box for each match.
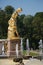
[13,57,23,62]
[23,55,32,59]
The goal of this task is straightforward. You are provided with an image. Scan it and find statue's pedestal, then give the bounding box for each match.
[7,38,21,57]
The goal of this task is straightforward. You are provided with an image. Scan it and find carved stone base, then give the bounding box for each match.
[7,39,21,57]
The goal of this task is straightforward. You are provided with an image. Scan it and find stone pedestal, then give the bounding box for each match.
[7,39,21,57]
[0,43,2,55]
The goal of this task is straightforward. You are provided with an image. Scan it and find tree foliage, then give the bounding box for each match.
[4,5,15,14]
[17,14,26,37]
[23,15,33,38]
[32,12,43,40]
[32,12,43,49]
[0,10,7,38]
[0,5,15,38]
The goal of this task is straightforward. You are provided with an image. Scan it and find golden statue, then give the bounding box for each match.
[8,8,22,39]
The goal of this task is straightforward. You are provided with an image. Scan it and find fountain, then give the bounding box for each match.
[7,8,23,62]
[16,44,18,58]
[39,39,43,60]
[23,39,32,59]
[39,40,42,55]
[0,8,23,60]
[13,39,23,62]
[26,39,30,56]
[21,38,23,55]
[13,43,23,62]
[26,39,30,52]
[0,39,8,57]
[7,8,22,58]
[2,43,5,55]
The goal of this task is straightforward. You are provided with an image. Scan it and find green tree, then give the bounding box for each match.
[23,15,33,49]
[0,10,7,38]
[23,15,33,38]
[17,14,26,37]
[32,12,43,40]
[4,5,15,14]
[32,12,43,49]
[4,5,15,21]
[4,6,15,38]
[0,6,15,38]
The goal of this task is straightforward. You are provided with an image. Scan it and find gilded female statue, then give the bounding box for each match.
[8,8,22,39]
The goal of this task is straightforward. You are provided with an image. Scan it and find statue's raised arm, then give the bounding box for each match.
[12,8,22,19]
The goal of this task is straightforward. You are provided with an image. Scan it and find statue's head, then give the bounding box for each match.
[16,8,22,13]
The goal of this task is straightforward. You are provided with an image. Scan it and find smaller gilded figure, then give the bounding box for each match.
[8,8,22,39]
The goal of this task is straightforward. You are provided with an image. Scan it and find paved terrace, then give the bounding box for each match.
[0,58,43,65]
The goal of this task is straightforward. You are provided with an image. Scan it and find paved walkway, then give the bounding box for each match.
[23,59,43,65]
[0,58,43,65]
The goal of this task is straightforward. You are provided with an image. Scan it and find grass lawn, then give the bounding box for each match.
[23,50,39,56]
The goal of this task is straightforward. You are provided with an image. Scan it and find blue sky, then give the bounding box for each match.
[0,0,43,15]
